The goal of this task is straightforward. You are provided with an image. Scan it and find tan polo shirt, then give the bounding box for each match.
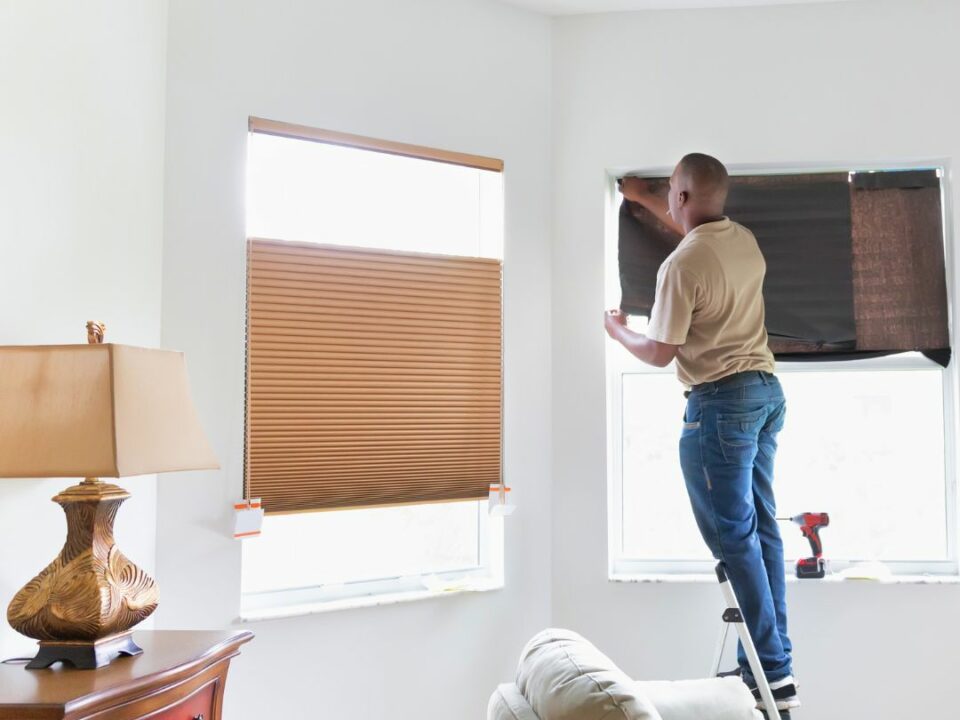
[646,217,775,387]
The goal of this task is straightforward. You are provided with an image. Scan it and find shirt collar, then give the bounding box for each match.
[694,216,731,232]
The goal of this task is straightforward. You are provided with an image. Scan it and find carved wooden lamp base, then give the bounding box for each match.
[6,478,159,670]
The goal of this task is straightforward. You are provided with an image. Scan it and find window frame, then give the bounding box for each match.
[604,160,959,579]
[241,119,506,614]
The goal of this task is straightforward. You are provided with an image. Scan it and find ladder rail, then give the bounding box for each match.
[710,619,731,678]
[715,563,782,720]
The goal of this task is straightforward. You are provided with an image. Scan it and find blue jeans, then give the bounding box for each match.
[679,371,792,684]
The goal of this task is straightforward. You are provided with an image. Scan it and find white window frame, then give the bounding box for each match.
[605,160,959,579]
[240,126,506,616]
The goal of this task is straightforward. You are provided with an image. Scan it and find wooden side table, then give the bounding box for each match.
[0,630,253,720]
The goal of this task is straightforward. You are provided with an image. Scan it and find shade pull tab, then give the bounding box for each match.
[488,484,516,517]
[233,498,264,539]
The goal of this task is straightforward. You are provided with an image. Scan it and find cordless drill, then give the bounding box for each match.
[780,512,830,579]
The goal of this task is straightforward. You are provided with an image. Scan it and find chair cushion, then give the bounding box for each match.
[515,629,663,720]
[636,679,763,720]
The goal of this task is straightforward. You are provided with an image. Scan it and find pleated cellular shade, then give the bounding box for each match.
[246,239,503,514]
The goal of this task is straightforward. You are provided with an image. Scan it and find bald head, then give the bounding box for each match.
[668,153,729,231]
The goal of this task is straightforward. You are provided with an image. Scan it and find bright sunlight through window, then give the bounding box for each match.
[246,133,503,258]
[618,365,948,567]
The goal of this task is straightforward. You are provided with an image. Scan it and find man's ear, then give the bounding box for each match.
[676,190,689,208]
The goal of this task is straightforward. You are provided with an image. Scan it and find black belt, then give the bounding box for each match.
[684,370,775,398]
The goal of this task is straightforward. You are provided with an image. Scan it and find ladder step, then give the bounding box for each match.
[722,608,744,623]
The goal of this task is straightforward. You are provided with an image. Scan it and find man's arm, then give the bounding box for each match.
[619,177,686,237]
[604,310,679,368]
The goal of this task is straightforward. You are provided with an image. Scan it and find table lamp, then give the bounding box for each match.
[0,323,218,669]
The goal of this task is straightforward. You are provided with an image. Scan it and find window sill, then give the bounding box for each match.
[610,572,960,585]
[239,577,503,622]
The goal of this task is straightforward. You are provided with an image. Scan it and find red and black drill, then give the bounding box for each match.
[779,512,830,579]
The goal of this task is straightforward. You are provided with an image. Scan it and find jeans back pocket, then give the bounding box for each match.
[717,408,766,465]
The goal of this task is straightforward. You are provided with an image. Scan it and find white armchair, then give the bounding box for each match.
[488,629,762,720]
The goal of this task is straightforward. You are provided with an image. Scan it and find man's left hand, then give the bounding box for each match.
[604,309,628,339]
[619,177,652,203]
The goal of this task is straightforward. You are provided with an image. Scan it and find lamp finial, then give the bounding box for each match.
[86,321,105,344]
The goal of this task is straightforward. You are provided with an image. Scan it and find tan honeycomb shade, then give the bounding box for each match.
[246,238,503,514]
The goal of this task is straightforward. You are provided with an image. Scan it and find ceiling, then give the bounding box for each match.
[500,0,861,14]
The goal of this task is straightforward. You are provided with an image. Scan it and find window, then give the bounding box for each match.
[242,120,505,614]
[607,165,956,577]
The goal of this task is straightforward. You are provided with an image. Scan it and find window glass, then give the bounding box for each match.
[246,133,503,259]
[242,501,482,594]
[620,367,947,564]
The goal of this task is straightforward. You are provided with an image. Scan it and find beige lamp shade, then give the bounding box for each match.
[0,343,218,478]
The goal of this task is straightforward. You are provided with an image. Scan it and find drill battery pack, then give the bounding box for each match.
[796,556,826,579]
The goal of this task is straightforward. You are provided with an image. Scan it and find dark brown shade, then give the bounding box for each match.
[618,169,950,364]
[850,182,949,353]
[246,239,503,514]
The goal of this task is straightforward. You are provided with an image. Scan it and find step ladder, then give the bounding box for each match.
[710,562,786,720]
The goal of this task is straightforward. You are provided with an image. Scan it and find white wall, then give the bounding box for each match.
[157,0,552,717]
[7,1,953,716]
[551,1,960,719]
[0,0,167,660]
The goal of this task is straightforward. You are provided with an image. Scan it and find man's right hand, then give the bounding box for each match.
[604,308,628,339]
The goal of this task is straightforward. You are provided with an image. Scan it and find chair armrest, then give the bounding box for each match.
[488,683,541,720]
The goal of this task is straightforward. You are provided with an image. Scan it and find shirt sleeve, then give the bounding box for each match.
[646,259,698,345]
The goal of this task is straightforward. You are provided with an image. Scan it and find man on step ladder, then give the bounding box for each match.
[605,154,799,714]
